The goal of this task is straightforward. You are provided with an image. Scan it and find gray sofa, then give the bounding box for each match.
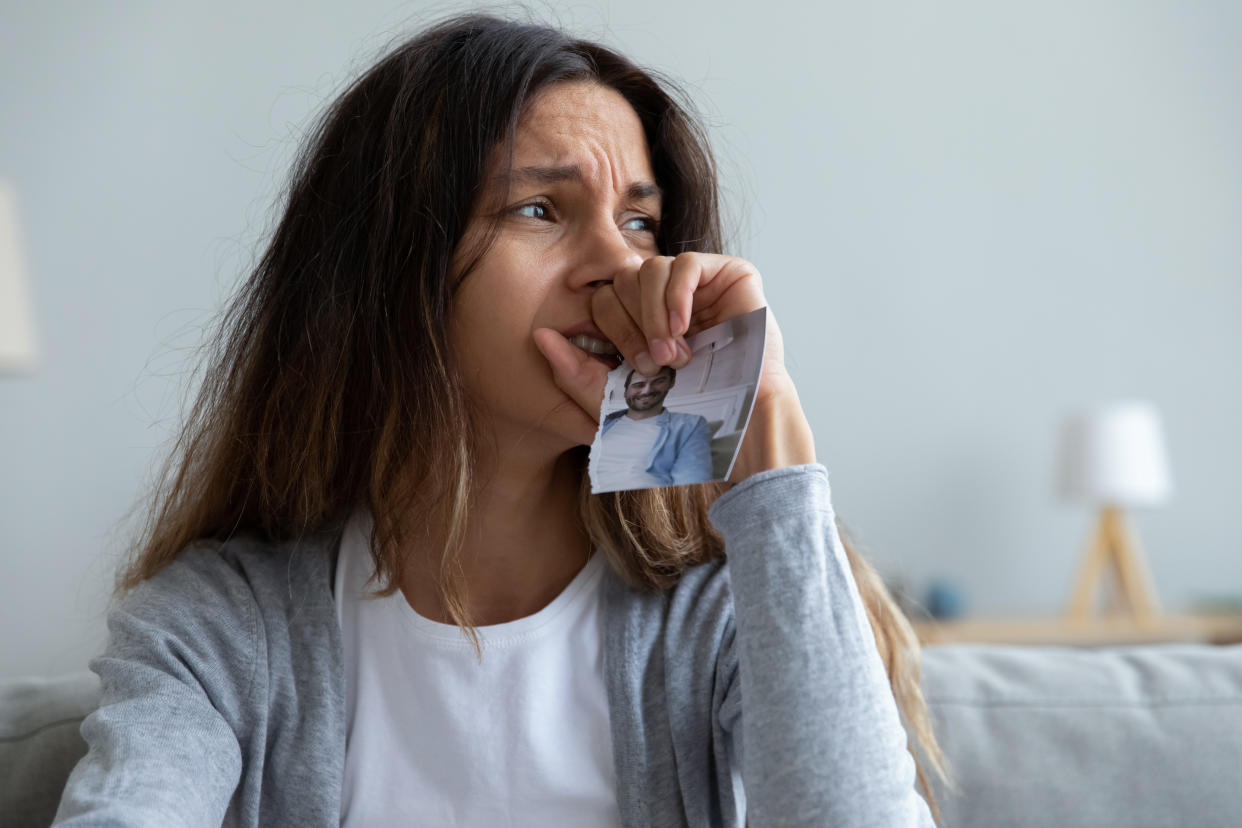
[4,643,1240,826]
[916,643,1242,826]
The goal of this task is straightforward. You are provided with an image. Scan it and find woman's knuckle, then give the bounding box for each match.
[639,255,672,277]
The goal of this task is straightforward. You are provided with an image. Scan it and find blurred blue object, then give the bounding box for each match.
[925,579,966,620]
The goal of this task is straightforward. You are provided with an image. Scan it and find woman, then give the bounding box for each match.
[56,14,951,827]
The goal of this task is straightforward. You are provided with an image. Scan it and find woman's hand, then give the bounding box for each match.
[534,252,815,482]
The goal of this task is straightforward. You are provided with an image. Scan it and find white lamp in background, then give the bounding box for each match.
[1057,401,1173,623]
[1,180,40,373]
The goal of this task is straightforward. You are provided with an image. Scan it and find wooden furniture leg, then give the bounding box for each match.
[1065,506,1161,623]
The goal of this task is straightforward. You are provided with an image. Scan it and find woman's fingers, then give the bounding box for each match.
[664,254,700,341]
[609,259,662,366]
[605,256,693,373]
[590,286,662,377]
[637,257,677,364]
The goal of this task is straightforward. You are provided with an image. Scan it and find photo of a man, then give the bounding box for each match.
[593,365,714,490]
[589,306,767,494]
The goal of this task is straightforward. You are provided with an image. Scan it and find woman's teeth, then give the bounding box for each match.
[569,334,618,355]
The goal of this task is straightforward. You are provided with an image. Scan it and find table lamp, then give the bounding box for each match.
[0,180,39,373]
[1057,401,1172,622]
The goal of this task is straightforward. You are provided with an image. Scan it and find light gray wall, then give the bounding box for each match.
[2,0,1239,678]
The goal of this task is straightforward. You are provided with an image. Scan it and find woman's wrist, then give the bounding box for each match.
[729,381,816,483]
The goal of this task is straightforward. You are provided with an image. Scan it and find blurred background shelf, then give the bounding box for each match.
[913,613,1242,647]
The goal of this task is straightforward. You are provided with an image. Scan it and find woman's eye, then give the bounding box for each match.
[514,202,550,220]
[622,216,659,233]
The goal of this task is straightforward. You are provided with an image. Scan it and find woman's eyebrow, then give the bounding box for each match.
[502,165,662,201]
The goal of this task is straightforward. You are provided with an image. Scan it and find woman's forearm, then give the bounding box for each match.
[709,466,934,827]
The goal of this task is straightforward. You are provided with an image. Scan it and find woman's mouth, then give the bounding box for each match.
[569,334,622,369]
[569,334,618,355]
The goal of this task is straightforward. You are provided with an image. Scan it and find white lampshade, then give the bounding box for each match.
[0,180,39,373]
[1057,401,1173,507]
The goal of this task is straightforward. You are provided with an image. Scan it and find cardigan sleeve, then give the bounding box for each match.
[708,464,934,827]
[53,546,258,827]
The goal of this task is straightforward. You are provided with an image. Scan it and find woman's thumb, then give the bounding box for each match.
[532,328,608,429]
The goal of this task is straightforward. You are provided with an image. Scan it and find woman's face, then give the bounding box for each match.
[450,81,662,457]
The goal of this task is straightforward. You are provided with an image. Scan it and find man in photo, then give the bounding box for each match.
[596,365,714,489]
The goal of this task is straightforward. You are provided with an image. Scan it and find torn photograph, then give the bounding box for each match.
[588,306,768,494]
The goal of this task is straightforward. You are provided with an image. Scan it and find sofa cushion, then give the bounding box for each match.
[0,672,101,826]
[918,643,1242,828]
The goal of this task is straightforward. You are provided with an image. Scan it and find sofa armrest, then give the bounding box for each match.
[1,672,101,826]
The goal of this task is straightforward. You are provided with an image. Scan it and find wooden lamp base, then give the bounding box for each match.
[1065,505,1162,623]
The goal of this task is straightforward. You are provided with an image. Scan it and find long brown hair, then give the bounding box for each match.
[122,13,953,820]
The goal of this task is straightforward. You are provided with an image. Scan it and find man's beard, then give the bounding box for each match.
[628,393,664,412]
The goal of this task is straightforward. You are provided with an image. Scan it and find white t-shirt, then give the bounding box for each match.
[334,509,620,827]
[595,415,665,489]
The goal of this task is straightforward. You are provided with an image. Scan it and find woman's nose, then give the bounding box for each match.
[567,223,645,290]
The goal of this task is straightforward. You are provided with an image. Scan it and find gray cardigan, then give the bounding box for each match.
[53,465,932,827]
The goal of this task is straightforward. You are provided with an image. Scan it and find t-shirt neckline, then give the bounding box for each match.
[338,507,607,649]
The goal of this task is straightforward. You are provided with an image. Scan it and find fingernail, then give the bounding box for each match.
[651,338,675,364]
[633,350,659,376]
[676,339,692,363]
